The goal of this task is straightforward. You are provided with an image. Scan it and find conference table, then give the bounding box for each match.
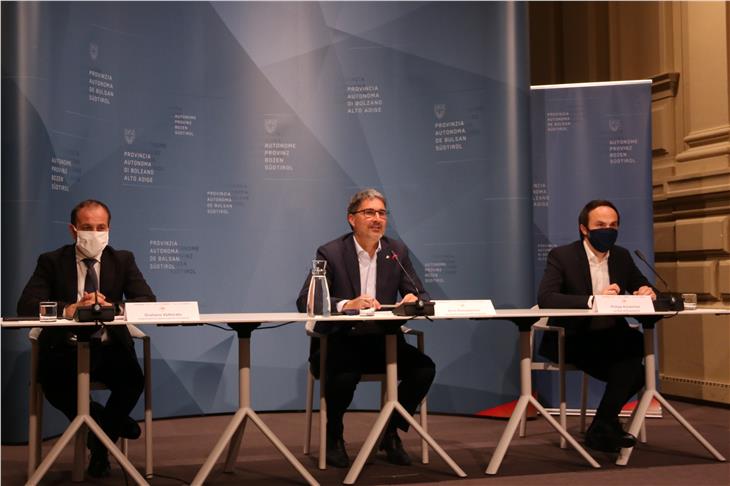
[3,306,727,485]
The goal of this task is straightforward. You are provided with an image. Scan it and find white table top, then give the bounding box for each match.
[1,307,727,328]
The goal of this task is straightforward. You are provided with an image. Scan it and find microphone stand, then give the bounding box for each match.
[634,250,684,312]
[388,251,434,316]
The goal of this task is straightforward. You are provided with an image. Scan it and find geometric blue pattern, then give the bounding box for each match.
[1,2,531,443]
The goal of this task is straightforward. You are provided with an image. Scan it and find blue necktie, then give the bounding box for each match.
[83,258,99,293]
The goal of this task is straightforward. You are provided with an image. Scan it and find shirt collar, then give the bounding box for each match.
[75,245,102,262]
[353,236,381,260]
[583,238,609,264]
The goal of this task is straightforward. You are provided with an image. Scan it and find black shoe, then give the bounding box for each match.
[326,435,350,468]
[89,401,140,440]
[585,419,636,453]
[87,448,111,478]
[379,431,412,466]
[120,416,141,440]
[608,419,637,448]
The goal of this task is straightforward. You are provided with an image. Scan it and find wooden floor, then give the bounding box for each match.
[4,399,729,485]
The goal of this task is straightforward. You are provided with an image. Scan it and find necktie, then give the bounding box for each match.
[83,258,99,293]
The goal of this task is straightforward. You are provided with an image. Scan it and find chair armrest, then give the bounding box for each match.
[305,320,324,338]
[400,326,423,336]
[28,327,42,341]
[126,324,147,339]
[532,320,565,336]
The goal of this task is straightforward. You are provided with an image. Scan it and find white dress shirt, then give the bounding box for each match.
[336,238,382,312]
[584,238,610,309]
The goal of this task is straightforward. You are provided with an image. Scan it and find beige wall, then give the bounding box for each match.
[530,1,730,403]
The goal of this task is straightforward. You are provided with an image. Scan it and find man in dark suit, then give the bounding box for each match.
[297,188,435,468]
[18,199,156,477]
[538,199,656,453]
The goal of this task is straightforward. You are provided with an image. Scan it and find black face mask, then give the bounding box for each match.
[587,228,618,253]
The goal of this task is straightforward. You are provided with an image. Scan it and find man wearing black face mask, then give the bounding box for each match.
[537,199,656,454]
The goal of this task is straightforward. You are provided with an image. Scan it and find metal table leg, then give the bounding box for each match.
[343,333,466,484]
[616,326,726,466]
[486,323,600,475]
[191,329,319,486]
[27,338,148,485]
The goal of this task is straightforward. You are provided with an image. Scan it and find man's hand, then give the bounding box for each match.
[63,291,113,318]
[633,285,657,300]
[601,283,622,295]
[343,294,381,310]
[397,293,418,305]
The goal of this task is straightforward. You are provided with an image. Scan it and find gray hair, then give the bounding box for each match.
[347,188,387,215]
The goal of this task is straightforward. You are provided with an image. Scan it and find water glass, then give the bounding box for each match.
[681,293,697,310]
[39,301,57,321]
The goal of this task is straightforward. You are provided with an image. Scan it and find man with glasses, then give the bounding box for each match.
[18,199,155,477]
[297,188,435,468]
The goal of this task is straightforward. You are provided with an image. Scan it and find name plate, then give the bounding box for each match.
[434,299,496,317]
[125,301,200,322]
[593,295,654,314]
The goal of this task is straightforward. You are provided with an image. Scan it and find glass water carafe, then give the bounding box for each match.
[307,259,331,317]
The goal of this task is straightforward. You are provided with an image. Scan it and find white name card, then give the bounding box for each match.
[125,301,200,322]
[434,299,496,317]
[593,295,654,314]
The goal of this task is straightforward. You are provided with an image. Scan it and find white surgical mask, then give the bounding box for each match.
[75,230,109,258]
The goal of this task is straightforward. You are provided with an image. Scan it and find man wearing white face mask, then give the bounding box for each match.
[18,199,156,478]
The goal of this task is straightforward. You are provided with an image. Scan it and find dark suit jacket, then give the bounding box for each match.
[537,240,652,359]
[17,244,156,351]
[296,233,429,335]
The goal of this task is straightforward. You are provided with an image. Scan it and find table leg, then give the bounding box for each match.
[318,337,328,470]
[616,327,726,466]
[486,328,599,475]
[26,340,148,486]
[343,334,466,485]
[191,336,319,486]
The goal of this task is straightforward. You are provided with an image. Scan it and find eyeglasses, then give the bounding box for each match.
[350,209,390,218]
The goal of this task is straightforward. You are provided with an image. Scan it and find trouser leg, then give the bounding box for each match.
[388,341,435,433]
[91,341,144,442]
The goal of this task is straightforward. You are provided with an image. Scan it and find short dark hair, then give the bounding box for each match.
[578,199,620,239]
[346,188,387,230]
[347,188,387,215]
[70,199,111,227]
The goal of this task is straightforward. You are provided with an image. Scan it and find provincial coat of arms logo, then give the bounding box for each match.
[434,104,446,119]
[89,42,99,61]
[124,128,136,145]
[264,118,278,135]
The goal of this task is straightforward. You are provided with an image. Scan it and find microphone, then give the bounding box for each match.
[387,250,434,316]
[634,249,684,311]
[93,288,102,313]
[74,279,115,323]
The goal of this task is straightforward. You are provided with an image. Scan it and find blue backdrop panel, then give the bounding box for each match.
[1,2,531,442]
[530,80,654,409]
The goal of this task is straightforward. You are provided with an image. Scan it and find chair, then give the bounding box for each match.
[303,322,429,470]
[519,316,589,448]
[28,324,153,479]
[520,311,646,448]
